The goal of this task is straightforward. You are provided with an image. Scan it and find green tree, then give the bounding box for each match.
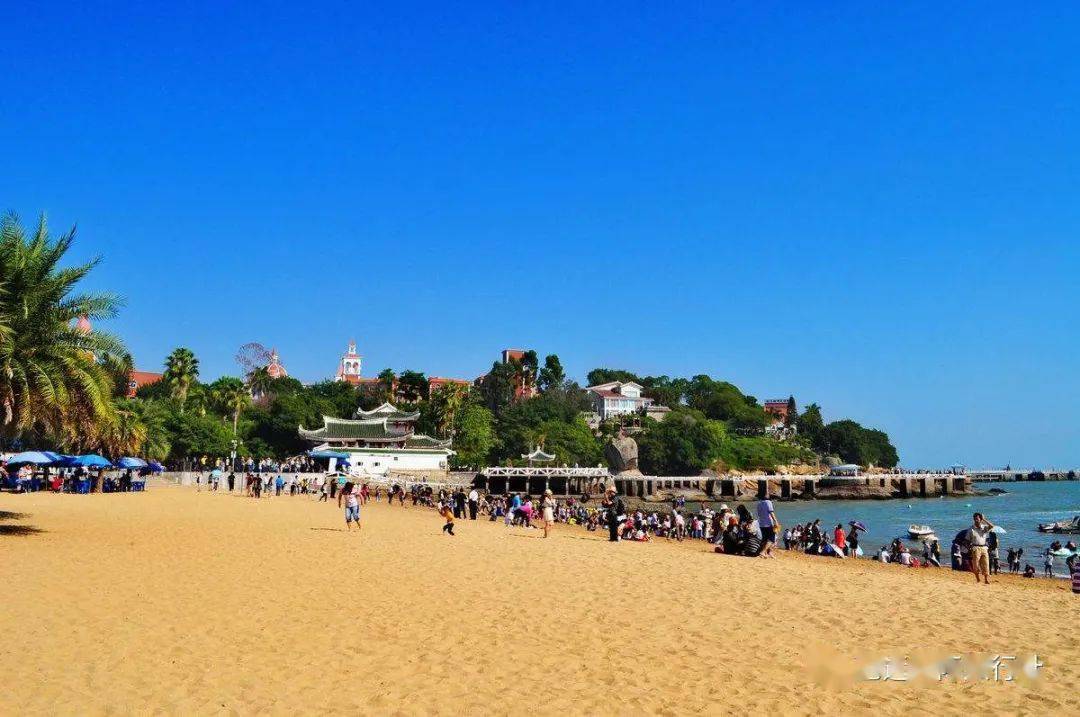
[100,350,135,399]
[306,379,362,418]
[637,409,725,475]
[641,375,686,408]
[397,370,428,403]
[818,419,899,468]
[796,402,824,444]
[431,383,467,438]
[480,361,516,418]
[99,398,148,458]
[209,376,250,437]
[586,368,642,387]
[163,347,199,413]
[452,403,495,468]
[684,375,769,432]
[537,354,565,393]
[531,417,601,466]
[247,366,273,402]
[164,409,233,461]
[785,395,797,428]
[0,212,125,445]
[377,368,396,403]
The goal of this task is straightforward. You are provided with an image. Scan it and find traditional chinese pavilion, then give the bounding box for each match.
[299,402,453,476]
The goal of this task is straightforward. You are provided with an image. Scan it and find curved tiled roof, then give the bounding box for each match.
[404,434,453,449]
[522,447,556,462]
[299,416,410,443]
[355,402,420,422]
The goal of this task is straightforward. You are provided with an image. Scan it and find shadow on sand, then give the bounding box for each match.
[0,509,43,537]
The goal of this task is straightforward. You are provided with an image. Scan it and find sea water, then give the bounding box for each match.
[709,481,1080,576]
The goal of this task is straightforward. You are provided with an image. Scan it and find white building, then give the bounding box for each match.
[585,381,654,421]
[299,402,453,477]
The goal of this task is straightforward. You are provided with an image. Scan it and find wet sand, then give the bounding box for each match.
[2,485,1076,715]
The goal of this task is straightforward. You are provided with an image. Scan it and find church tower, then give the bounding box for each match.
[336,340,363,384]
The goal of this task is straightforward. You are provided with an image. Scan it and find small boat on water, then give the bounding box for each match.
[1037,516,1080,534]
[908,524,935,539]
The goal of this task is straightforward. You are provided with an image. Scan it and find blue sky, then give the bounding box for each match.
[3,3,1078,467]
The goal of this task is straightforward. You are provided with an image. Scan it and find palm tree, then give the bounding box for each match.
[212,376,250,437]
[247,366,273,404]
[377,368,396,403]
[101,398,148,457]
[100,350,135,398]
[0,212,125,442]
[163,347,199,412]
[431,383,466,438]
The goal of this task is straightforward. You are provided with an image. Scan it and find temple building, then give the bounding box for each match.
[299,402,453,477]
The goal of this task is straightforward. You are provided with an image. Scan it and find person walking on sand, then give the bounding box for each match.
[338,481,361,532]
[602,486,625,543]
[439,501,455,536]
[541,489,556,539]
[967,512,995,584]
[468,487,479,520]
[756,496,779,558]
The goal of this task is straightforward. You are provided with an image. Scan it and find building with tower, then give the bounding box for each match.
[265,348,288,379]
[335,340,368,384]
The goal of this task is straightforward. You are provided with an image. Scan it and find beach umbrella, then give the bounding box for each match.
[989,525,1007,535]
[116,457,148,469]
[148,461,164,473]
[849,520,868,532]
[6,451,61,465]
[68,454,113,468]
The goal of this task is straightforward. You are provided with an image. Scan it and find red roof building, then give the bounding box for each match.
[764,399,793,426]
[265,348,288,379]
[428,376,471,393]
[499,348,537,399]
[127,370,163,398]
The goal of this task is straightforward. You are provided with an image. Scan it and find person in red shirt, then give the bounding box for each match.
[833,524,847,553]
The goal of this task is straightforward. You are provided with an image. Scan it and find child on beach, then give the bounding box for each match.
[439,502,455,536]
[338,481,361,532]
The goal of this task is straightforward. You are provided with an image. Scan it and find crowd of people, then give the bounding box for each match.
[191,472,1080,591]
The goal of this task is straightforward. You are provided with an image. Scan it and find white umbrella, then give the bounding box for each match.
[990,525,1007,535]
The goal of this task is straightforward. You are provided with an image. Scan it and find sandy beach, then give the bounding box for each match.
[2,485,1077,716]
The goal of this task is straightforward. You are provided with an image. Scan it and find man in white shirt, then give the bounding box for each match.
[468,488,480,520]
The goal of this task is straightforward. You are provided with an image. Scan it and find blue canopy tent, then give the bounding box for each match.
[308,449,350,473]
[3,451,64,491]
[55,454,113,494]
[66,454,113,468]
[308,450,350,460]
[115,457,150,491]
[6,451,63,465]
